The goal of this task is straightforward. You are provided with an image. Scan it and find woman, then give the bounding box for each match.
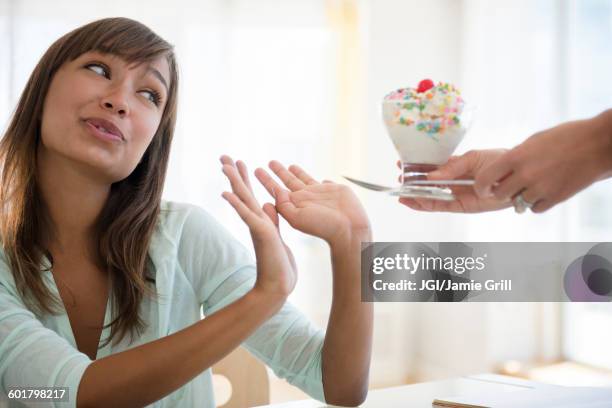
[0,18,372,407]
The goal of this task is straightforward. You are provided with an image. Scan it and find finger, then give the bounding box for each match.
[396,160,401,169]
[322,179,334,184]
[221,191,257,225]
[530,198,553,213]
[288,164,318,185]
[399,197,424,210]
[425,195,462,212]
[412,197,437,211]
[288,189,316,204]
[236,160,253,191]
[401,196,464,212]
[220,154,236,167]
[222,164,261,212]
[255,167,285,198]
[269,160,306,191]
[262,202,280,227]
[274,186,300,221]
[521,187,546,213]
[521,188,541,207]
[492,173,528,201]
[428,154,473,180]
[447,155,460,163]
[474,155,514,197]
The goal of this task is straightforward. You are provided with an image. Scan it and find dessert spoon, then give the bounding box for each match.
[342,175,474,192]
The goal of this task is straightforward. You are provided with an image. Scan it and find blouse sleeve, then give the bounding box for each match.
[0,267,93,408]
[176,204,326,402]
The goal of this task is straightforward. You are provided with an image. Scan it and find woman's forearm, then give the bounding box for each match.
[321,231,373,407]
[77,289,282,408]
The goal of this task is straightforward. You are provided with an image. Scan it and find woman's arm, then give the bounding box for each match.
[80,158,307,407]
[321,231,373,406]
[473,108,612,212]
[77,289,282,407]
[254,161,374,406]
[0,276,283,408]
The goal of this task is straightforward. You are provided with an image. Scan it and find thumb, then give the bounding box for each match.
[273,187,299,221]
[262,202,279,228]
[428,153,475,180]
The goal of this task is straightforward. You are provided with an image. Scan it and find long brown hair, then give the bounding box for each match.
[0,17,179,348]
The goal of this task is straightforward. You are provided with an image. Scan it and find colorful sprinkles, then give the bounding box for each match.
[383,80,465,137]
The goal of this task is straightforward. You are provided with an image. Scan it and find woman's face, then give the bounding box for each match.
[40,51,170,183]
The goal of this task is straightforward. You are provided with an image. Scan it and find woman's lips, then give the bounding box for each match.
[85,117,124,139]
[85,120,123,142]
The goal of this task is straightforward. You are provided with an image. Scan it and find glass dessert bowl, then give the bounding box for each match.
[382,79,473,200]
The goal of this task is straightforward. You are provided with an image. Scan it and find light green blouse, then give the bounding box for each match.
[0,201,326,407]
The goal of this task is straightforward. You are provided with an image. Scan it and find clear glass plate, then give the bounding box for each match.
[389,185,455,201]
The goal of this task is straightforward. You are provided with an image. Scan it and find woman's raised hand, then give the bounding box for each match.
[254,161,371,247]
[220,155,297,301]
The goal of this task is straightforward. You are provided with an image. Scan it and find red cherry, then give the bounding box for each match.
[417,79,434,93]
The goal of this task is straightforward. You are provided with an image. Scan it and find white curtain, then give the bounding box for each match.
[561,0,612,372]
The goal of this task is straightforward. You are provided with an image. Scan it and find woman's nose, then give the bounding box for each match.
[100,89,130,116]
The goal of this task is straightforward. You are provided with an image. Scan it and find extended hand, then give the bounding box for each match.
[254,161,371,247]
[474,113,612,212]
[220,155,297,299]
[399,150,513,213]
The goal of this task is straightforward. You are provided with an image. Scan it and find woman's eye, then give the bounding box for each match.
[139,90,162,106]
[85,63,109,78]
[83,62,162,107]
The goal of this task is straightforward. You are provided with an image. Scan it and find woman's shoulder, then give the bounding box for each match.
[0,247,11,286]
[158,199,201,222]
[0,245,21,297]
[158,199,214,226]
[156,200,228,243]
[154,200,252,267]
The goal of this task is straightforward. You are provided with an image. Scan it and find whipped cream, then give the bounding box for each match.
[382,81,468,164]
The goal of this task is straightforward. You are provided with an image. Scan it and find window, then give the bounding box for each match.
[563,0,612,370]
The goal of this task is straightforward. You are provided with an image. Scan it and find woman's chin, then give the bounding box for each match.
[73,153,133,184]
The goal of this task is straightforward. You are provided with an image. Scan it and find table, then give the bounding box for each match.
[258,374,555,407]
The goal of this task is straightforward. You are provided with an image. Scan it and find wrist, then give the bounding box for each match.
[328,226,372,255]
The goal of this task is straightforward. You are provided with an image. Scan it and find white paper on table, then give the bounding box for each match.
[434,386,612,408]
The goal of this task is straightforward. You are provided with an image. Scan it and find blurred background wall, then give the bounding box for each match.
[1,0,612,403]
